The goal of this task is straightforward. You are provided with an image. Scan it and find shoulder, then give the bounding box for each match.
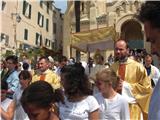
[85,95,99,106]
[2,98,13,105]
[116,94,128,104]
[85,95,99,112]
[127,58,141,66]
[11,71,19,77]
[94,93,102,99]
[128,58,146,70]
[86,95,97,100]
[46,69,59,76]
[32,74,39,82]
[151,65,160,72]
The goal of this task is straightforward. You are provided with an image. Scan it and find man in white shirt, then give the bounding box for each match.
[144,54,160,87]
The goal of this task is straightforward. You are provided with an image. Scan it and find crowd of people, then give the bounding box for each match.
[1,1,160,120]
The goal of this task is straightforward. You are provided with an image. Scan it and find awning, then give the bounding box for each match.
[71,26,117,52]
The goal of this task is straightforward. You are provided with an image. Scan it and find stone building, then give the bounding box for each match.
[63,0,151,61]
[0,0,63,56]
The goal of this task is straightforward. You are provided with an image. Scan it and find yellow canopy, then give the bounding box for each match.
[71,26,117,52]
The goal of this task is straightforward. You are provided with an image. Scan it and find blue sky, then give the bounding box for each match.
[54,0,67,13]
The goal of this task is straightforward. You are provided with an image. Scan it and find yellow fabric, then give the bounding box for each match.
[129,103,141,120]
[32,69,61,89]
[71,26,117,51]
[111,58,152,119]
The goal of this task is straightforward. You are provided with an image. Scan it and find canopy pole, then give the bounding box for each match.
[70,44,72,57]
[87,44,91,74]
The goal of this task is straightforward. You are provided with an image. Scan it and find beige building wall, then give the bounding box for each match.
[1,0,63,56]
[63,1,74,58]
[16,1,54,49]
[1,1,17,53]
[52,6,64,51]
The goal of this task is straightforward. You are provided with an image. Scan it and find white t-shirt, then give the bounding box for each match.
[58,95,99,120]
[94,93,130,120]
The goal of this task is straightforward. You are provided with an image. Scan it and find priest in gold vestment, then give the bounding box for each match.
[111,39,152,120]
[32,56,61,89]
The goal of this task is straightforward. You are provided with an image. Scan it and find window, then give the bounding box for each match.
[24,29,28,40]
[38,12,44,27]
[81,2,84,13]
[1,1,6,11]
[40,0,43,8]
[52,42,55,49]
[46,19,49,31]
[53,23,56,33]
[47,2,49,14]
[1,33,5,41]
[35,33,42,46]
[45,38,50,47]
[53,11,56,18]
[19,44,23,49]
[1,33,9,46]
[23,0,32,18]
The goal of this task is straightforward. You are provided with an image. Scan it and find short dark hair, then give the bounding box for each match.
[58,56,67,63]
[145,53,152,58]
[137,1,160,28]
[21,81,64,108]
[19,70,32,80]
[5,55,18,64]
[115,39,129,49]
[38,56,49,63]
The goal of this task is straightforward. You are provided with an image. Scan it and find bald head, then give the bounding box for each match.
[114,39,129,62]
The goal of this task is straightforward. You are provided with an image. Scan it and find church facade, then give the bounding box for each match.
[63,0,151,61]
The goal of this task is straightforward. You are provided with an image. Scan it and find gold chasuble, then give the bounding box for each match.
[32,69,61,89]
[111,58,152,120]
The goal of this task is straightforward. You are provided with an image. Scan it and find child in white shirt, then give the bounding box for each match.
[94,68,130,120]
[59,63,100,120]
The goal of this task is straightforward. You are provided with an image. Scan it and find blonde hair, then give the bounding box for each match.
[96,68,119,89]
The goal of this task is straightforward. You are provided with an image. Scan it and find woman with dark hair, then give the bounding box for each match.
[21,81,64,120]
[59,63,99,120]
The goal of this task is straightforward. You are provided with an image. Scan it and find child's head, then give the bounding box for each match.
[1,80,8,101]
[96,68,119,92]
[21,81,63,120]
[19,70,32,89]
[61,62,92,98]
